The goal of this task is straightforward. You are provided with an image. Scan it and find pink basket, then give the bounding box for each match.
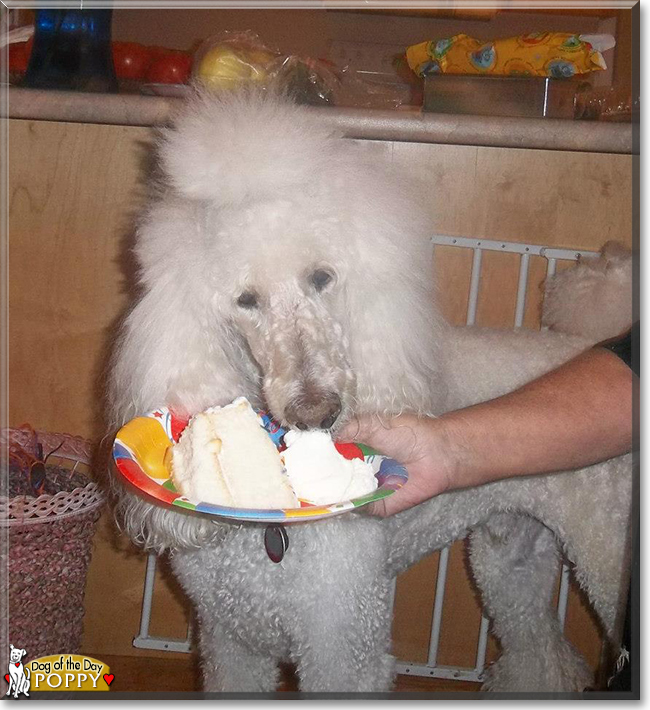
[1,428,105,660]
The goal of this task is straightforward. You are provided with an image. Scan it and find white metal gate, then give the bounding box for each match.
[133,235,598,681]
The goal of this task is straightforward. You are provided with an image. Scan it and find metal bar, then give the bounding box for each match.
[546,257,557,278]
[395,661,483,683]
[542,77,550,118]
[137,553,157,640]
[474,615,490,675]
[431,234,598,264]
[557,564,571,628]
[467,249,482,326]
[427,546,450,667]
[541,247,594,261]
[133,636,192,654]
[514,252,530,328]
[432,235,543,255]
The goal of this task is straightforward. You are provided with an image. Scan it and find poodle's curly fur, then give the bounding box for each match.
[108,90,633,693]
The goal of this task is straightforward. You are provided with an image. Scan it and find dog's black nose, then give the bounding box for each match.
[320,404,341,430]
[286,392,342,431]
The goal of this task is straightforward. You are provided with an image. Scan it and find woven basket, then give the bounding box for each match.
[1,428,105,660]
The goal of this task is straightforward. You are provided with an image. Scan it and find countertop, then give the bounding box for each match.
[7,87,634,155]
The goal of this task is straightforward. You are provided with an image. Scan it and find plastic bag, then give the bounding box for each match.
[192,30,419,109]
[574,87,636,122]
[407,33,610,79]
[192,30,339,105]
[332,52,421,110]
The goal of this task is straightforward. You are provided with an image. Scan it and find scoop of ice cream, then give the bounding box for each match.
[282,430,378,505]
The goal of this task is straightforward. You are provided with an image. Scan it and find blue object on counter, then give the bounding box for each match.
[23,9,117,92]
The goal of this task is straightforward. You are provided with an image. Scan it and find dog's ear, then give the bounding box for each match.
[21,650,26,658]
[109,193,256,426]
[109,283,251,426]
[107,269,249,552]
[341,169,448,416]
[10,644,14,651]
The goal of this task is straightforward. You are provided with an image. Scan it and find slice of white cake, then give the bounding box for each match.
[171,397,298,509]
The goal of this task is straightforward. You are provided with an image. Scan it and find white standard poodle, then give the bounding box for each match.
[108,90,633,693]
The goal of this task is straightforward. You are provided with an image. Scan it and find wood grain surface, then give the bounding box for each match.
[8,118,633,678]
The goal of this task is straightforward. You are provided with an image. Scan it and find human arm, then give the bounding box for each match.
[339,343,636,517]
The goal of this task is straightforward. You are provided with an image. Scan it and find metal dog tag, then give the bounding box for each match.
[264,524,289,563]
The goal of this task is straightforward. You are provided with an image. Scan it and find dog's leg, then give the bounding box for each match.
[384,485,496,578]
[468,512,593,692]
[288,517,396,692]
[170,547,284,693]
[555,470,633,646]
[197,619,281,693]
[546,463,634,689]
[290,580,395,693]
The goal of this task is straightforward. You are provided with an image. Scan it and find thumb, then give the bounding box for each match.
[336,416,384,446]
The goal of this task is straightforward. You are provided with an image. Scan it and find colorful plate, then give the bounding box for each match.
[113,407,408,523]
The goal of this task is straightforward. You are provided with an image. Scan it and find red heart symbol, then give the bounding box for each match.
[103,674,114,687]
[15,663,19,667]
[4,674,9,683]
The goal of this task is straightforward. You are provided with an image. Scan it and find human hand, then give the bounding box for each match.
[337,414,454,517]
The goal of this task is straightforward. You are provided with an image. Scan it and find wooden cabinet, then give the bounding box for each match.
[8,117,633,673]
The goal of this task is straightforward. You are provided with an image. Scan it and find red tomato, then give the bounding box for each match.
[145,52,192,84]
[8,42,29,74]
[112,42,151,80]
[9,35,34,74]
[147,45,172,62]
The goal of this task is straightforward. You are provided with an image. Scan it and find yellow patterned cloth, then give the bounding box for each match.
[406,33,607,79]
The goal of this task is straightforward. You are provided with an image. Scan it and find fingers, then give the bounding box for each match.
[336,417,362,443]
[365,493,407,518]
[363,500,386,517]
[339,414,439,517]
[338,414,425,466]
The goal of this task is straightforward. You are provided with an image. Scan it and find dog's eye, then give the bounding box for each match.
[309,269,335,292]
[236,291,259,309]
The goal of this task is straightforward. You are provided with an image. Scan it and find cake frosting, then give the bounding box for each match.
[282,430,378,505]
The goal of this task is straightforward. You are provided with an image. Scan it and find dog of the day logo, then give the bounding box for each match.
[5,646,113,694]
[5,646,31,698]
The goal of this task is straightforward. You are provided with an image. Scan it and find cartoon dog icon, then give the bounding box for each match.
[6,645,30,698]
